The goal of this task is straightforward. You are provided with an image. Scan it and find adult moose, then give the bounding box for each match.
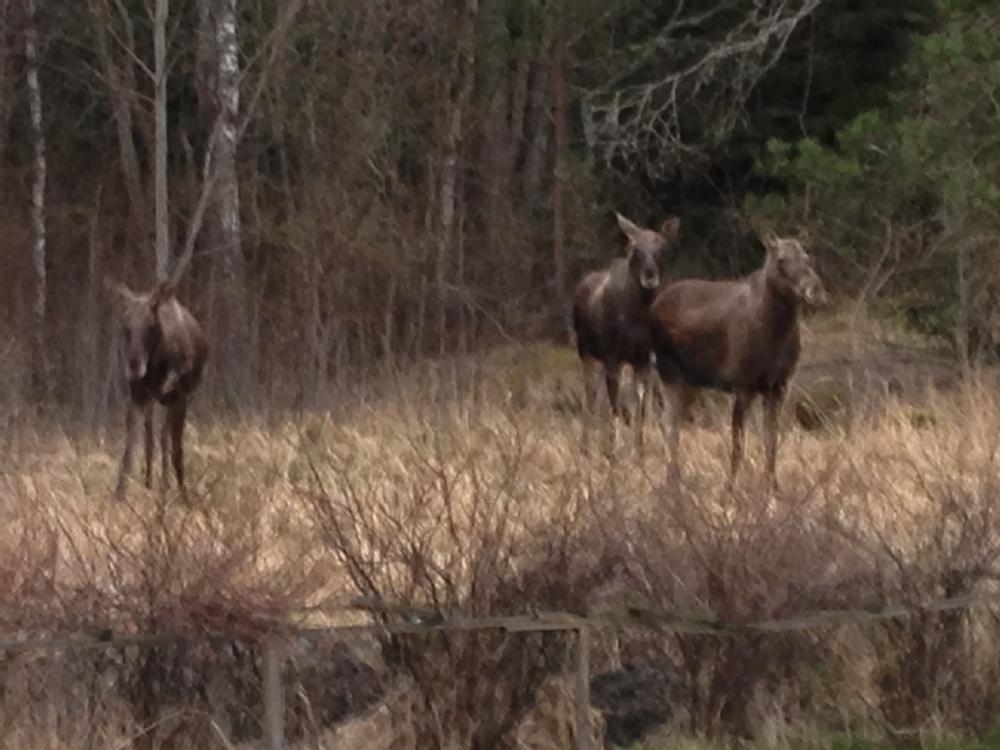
[649,232,827,486]
[573,212,681,447]
[108,279,208,502]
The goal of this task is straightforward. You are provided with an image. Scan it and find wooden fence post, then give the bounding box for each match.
[263,637,285,750]
[575,624,592,750]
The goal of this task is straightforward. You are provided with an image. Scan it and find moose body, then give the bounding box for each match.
[573,213,680,446]
[649,234,826,483]
[110,280,208,501]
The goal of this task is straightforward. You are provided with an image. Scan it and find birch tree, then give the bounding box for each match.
[24,0,47,395]
[214,0,245,330]
[196,0,248,397]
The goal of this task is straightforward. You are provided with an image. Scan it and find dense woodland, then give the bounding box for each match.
[0,0,995,418]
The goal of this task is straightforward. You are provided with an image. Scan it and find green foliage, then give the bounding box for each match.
[751,0,1000,347]
[600,0,937,275]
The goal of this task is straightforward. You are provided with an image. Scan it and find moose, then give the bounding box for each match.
[572,212,681,446]
[108,279,208,502]
[649,232,827,485]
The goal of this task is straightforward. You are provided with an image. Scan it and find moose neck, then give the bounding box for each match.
[623,270,656,311]
[759,274,800,340]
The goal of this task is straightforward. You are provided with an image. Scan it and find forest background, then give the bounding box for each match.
[0,0,995,418]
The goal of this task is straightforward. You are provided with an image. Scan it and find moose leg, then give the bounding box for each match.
[604,363,622,418]
[661,383,685,482]
[143,405,154,489]
[763,388,784,488]
[604,362,624,452]
[167,398,189,502]
[729,391,753,486]
[160,406,171,491]
[634,365,652,450]
[115,402,140,499]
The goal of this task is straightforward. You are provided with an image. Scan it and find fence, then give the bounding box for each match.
[3,590,1000,749]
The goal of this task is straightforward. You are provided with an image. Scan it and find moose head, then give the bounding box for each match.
[616,213,680,296]
[107,279,178,382]
[761,233,828,308]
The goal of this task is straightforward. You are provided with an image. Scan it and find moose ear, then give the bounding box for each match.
[105,276,141,310]
[659,216,680,242]
[150,279,177,308]
[615,212,643,245]
[761,231,782,256]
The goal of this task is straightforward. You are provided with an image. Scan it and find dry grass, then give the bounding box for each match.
[0,317,999,747]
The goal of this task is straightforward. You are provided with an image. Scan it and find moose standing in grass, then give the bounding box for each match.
[572,212,681,448]
[108,279,208,502]
[649,232,827,487]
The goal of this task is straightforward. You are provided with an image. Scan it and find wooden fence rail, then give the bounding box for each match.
[2,589,1000,748]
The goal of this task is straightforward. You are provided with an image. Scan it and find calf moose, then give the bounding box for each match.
[573,212,681,446]
[649,232,827,485]
[108,279,208,502]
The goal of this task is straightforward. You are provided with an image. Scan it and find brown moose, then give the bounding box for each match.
[572,212,680,446]
[108,279,208,501]
[649,232,827,485]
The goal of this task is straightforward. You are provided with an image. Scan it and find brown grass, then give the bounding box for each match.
[0,319,999,747]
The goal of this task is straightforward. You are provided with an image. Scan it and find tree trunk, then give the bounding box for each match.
[957,234,971,377]
[82,186,104,431]
[91,0,146,242]
[436,0,479,356]
[195,0,216,125]
[523,17,554,208]
[153,0,170,280]
[307,254,325,404]
[482,85,508,274]
[382,274,397,369]
[551,0,569,338]
[215,0,242,272]
[509,53,531,162]
[24,0,48,399]
[0,0,12,167]
[213,0,248,399]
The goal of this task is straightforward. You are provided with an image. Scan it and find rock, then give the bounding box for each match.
[286,639,384,734]
[590,662,685,747]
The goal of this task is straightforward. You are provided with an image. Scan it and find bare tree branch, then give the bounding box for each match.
[170,0,306,286]
[581,0,823,177]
